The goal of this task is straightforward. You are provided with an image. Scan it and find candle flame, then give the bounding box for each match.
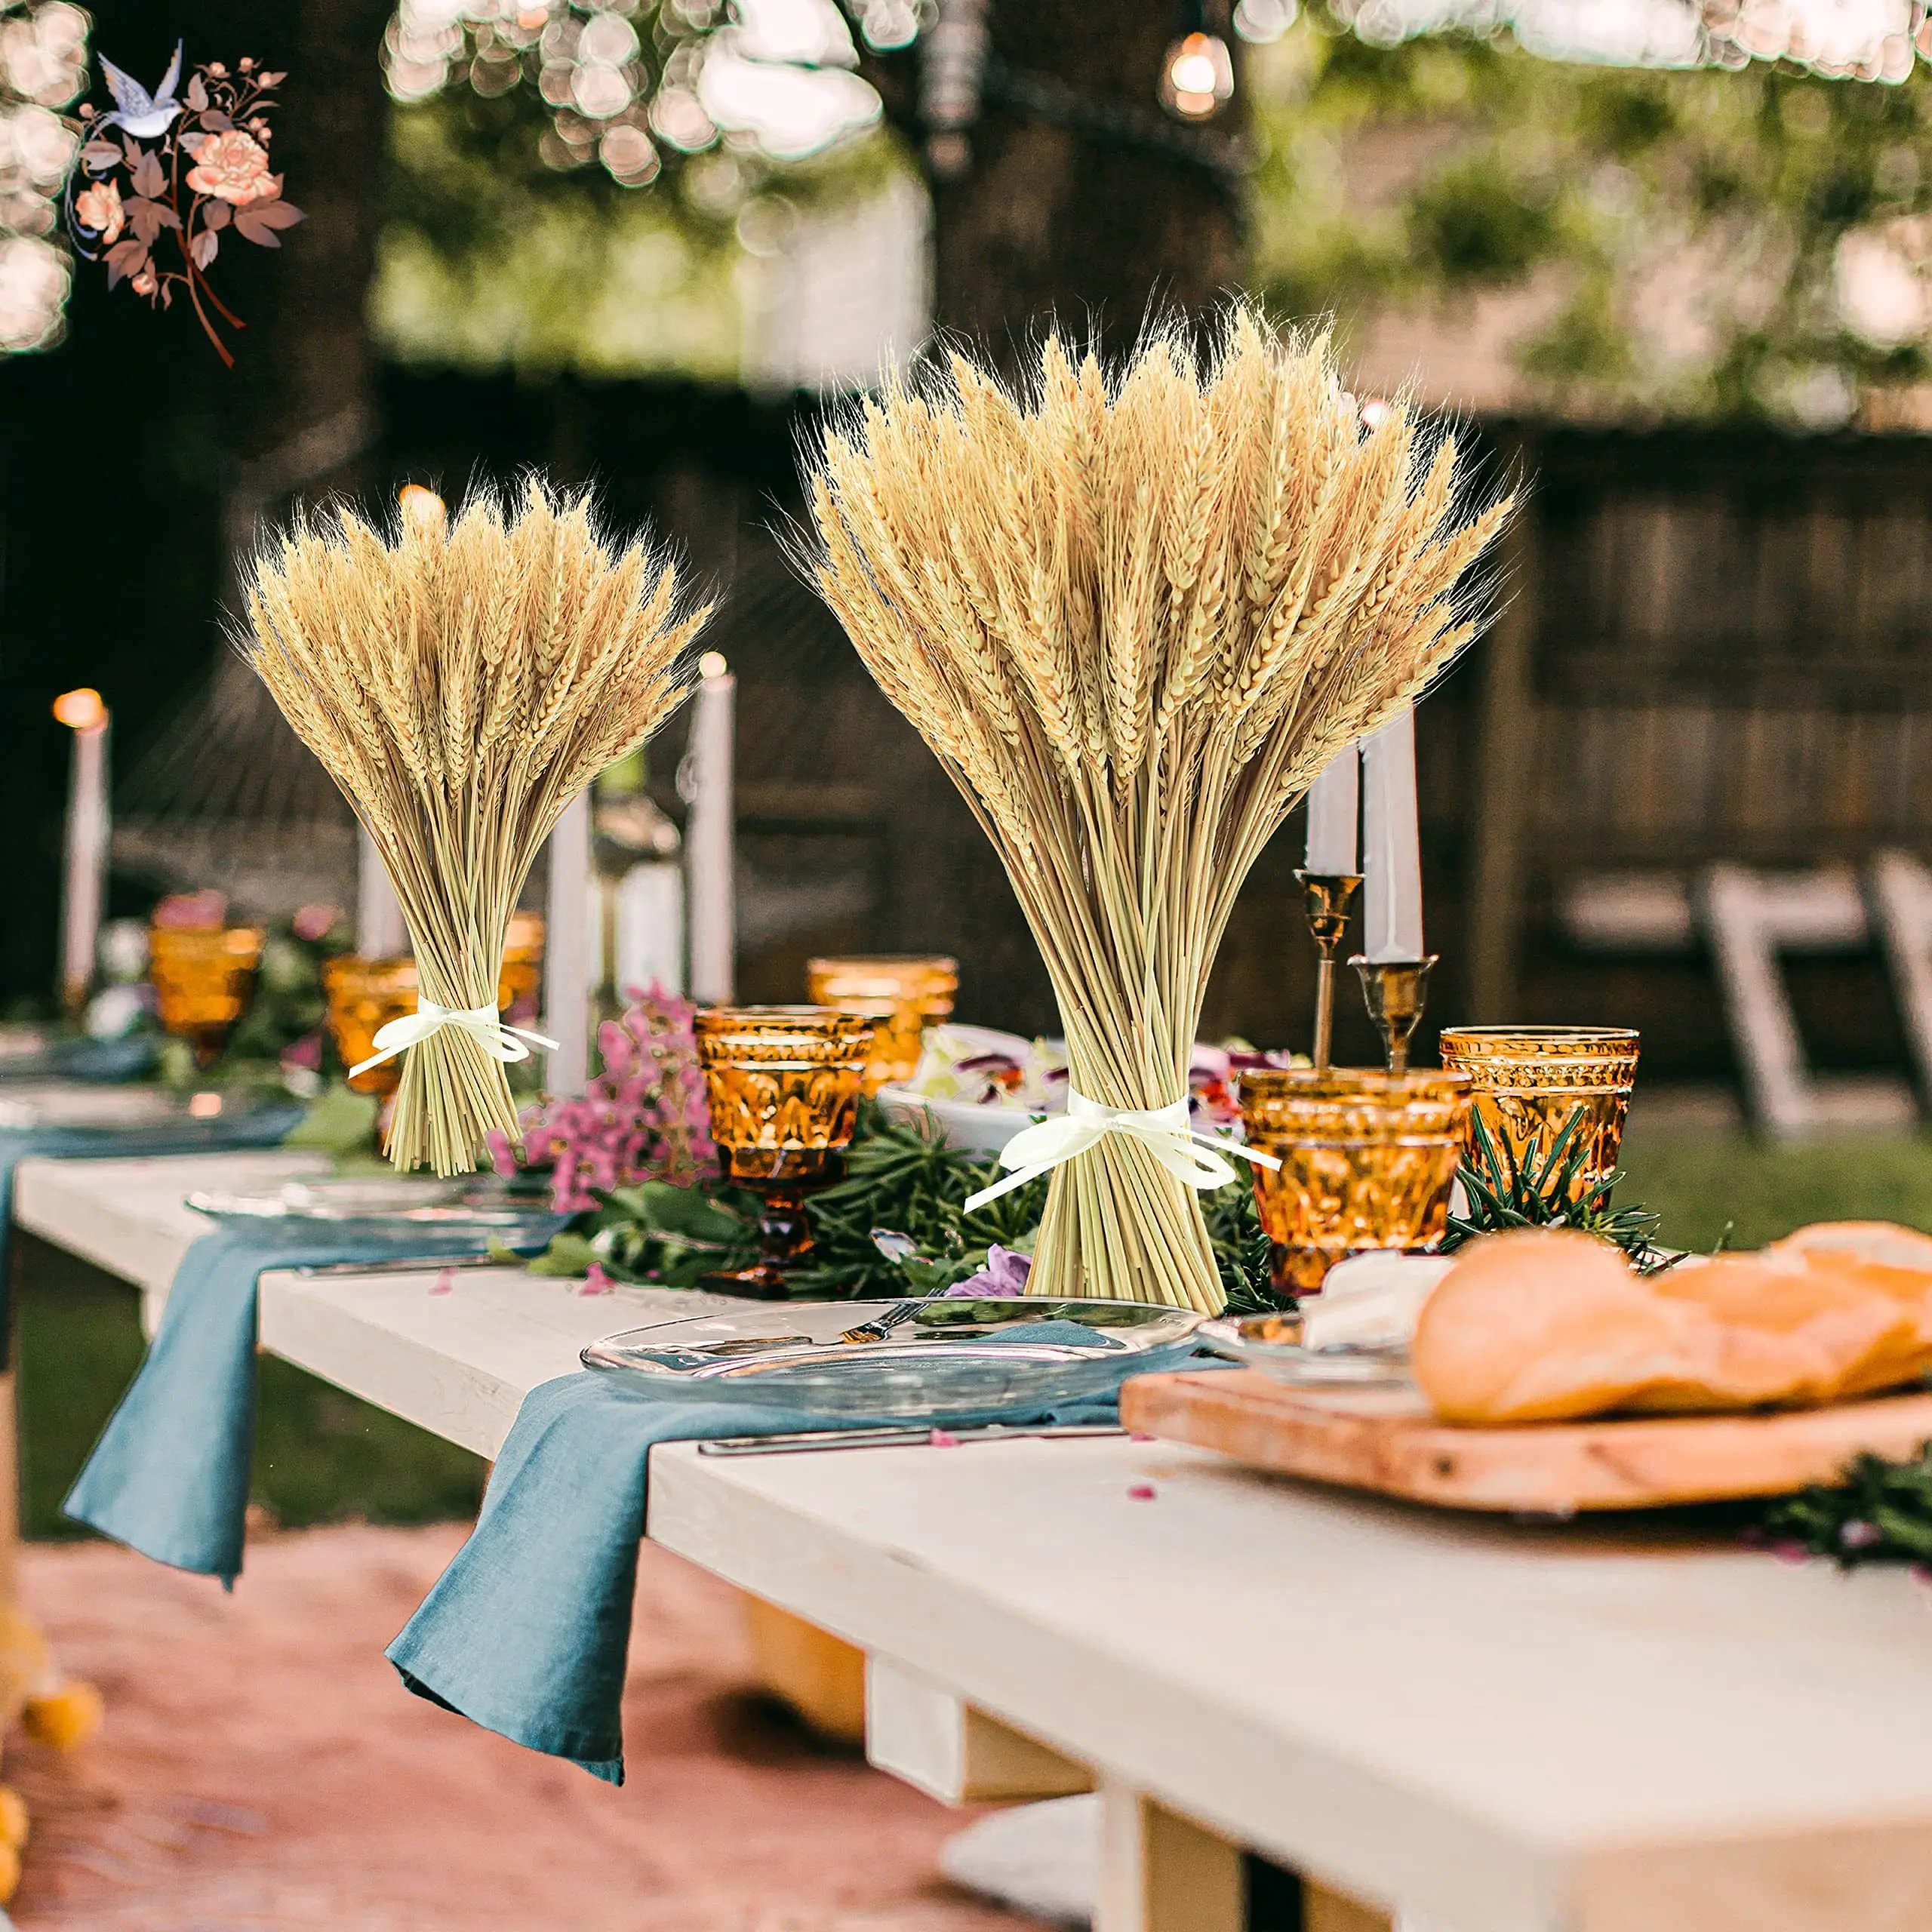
[399,485,447,531]
[698,651,729,680]
[53,688,107,732]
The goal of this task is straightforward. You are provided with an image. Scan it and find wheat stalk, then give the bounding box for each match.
[798,303,1515,1312]
[241,478,712,1176]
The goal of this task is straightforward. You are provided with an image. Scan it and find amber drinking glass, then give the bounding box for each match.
[149,924,266,1069]
[499,910,546,1026]
[695,1005,875,1298]
[324,932,551,1099]
[804,954,958,1093]
[1238,1069,1472,1294]
[1436,1027,1640,1203]
[322,955,419,1100]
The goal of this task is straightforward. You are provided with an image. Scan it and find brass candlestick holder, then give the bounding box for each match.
[1294,872,1362,1074]
[1352,955,1438,1074]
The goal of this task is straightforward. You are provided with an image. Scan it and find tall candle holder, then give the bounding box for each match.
[1294,872,1362,1073]
[1352,956,1438,1074]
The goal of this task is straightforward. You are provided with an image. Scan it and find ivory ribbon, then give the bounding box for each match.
[347,998,560,1079]
[962,1088,1280,1214]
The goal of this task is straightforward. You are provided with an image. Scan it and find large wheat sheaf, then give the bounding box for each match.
[801,305,1515,1311]
[242,480,710,1176]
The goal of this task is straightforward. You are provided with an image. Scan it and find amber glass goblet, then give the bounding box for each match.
[323,955,418,1100]
[325,932,552,1100]
[1238,1068,1472,1294]
[1436,1027,1640,1204]
[149,924,266,1069]
[695,1005,875,1299]
[499,910,546,1026]
[804,954,958,1093]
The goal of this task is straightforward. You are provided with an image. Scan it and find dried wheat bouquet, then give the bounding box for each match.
[241,479,710,1176]
[801,304,1515,1311]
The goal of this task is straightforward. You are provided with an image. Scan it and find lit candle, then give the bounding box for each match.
[1303,745,1359,875]
[544,792,593,1096]
[355,826,409,959]
[53,688,109,1015]
[685,651,736,1004]
[1361,704,1424,963]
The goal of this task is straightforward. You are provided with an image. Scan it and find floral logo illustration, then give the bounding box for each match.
[65,48,304,365]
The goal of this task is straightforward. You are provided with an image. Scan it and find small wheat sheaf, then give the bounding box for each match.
[795,301,1515,1313]
[241,478,712,1177]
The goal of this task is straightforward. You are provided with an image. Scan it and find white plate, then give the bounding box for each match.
[877,1088,1044,1156]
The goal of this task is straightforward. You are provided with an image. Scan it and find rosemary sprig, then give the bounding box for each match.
[1204,1184,1287,1315]
[1441,1106,1670,1272]
[787,1106,1048,1300]
[1755,1441,1932,1568]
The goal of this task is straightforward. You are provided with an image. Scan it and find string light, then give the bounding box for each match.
[1159,4,1236,122]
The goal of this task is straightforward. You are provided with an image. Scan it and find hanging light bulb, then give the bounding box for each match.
[1159,3,1235,122]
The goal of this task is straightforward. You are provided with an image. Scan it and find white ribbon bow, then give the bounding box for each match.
[961,1088,1281,1214]
[347,998,561,1079]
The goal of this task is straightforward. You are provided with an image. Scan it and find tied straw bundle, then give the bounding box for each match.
[801,303,1515,1312]
[242,480,711,1175]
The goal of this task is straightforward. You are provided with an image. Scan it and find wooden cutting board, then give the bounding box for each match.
[1120,1369,1932,1512]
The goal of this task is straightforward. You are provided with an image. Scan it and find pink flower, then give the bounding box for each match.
[429,1268,457,1297]
[153,890,228,931]
[580,1262,614,1296]
[75,179,123,244]
[1128,1483,1157,1502]
[130,264,158,298]
[186,130,274,205]
[291,903,339,942]
[928,1429,960,1447]
[280,1032,321,1072]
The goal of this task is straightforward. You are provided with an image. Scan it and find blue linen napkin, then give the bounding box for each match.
[64,1212,564,1584]
[0,1036,157,1084]
[386,1320,1213,1783]
[0,1099,306,1337]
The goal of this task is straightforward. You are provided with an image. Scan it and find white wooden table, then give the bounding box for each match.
[17,1152,1932,1932]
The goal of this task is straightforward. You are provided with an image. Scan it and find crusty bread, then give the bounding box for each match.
[1412,1224,1932,1426]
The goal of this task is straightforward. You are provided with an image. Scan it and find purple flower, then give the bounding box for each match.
[1840,1520,1884,1552]
[946,1244,1032,1298]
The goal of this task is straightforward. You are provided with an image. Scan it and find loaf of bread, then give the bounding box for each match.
[1411,1223,1932,1425]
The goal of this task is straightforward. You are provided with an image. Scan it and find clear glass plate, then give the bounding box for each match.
[185,1176,543,1227]
[0,1084,288,1132]
[1198,1312,1415,1387]
[582,1297,1206,1419]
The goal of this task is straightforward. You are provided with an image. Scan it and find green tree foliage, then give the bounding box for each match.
[1249,11,1932,423]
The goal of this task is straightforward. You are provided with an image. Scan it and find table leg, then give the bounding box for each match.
[1094,1779,1243,1932]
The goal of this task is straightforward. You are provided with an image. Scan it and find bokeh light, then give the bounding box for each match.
[0,0,86,355]
[383,0,881,183]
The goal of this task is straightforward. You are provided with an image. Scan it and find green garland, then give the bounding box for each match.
[528,1102,1283,1309]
